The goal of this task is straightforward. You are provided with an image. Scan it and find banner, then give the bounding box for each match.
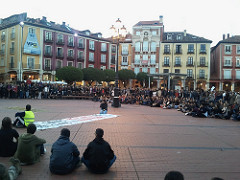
[23,31,41,55]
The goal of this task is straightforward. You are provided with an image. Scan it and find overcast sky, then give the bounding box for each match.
[1,0,239,46]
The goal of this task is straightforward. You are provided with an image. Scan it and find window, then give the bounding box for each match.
[200,44,206,53]
[112,45,116,53]
[237,45,240,54]
[136,31,140,35]
[57,47,63,57]
[175,69,180,74]
[0,57,4,66]
[164,56,170,66]
[200,57,206,66]
[57,34,64,43]
[68,36,74,46]
[152,31,157,35]
[187,69,193,78]
[142,67,148,73]
[122,56,128,65]
[151,42,156,52]
[150,55,156,64]
[111,55,115,64]
[45,45,52,55]
[176,34,182,40]
[236,70,240,79]
[78,62,83,69]
[122,45,128,54]
[176,45,182,54]
[44,59,51,68]
[163,69,169,73]
[101,54,106,63]
[88,64,94,68]
[167,34,172,40]
[56,60,62,69]
[134,67,140,74]
[143,55,148,60]
[135,55,140,64]
[27,57,35,69]
[68,49,74,57]
[135,42,140,52]
[78,38,84,48]
[175,57,181,66]
[101,43,107,52]
[67,61,73,67]
[78,51,84,60]
[11,28,15,39]
[10,57,14,68]
[187,57,193,66]
[164,45,170,54]
[224,69,231,79]
[28,28,35,34]
[224,57,232,66]
[150,67,156,74]
[143,41,148,52]
[89,40,95,50]
[236,57,240,67]
[199,69,205,78]
[188,44,194,53]
[45,31,52,41]
[225,45,232,54]
[89,52,94,61]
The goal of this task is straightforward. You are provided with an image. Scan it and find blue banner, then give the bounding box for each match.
[23,32,41,55]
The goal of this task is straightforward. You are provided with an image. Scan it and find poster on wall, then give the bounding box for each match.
[23,32,41,55]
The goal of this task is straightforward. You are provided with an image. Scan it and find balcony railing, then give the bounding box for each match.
[77,55,84,61]
[163,50,171,54]
[175,50,182,54]
[44,66,52,71]
[67,55,74,60]
[197,74,207,79]
[198,62,208,67]
[23,63,40,69]
[186,62,194,67]
[10,48,14,54]
[78,44,84,49]
[44,38,53,43]
[174,63,181,67]
[9,63,15,69]
[162,62,170,67]
[199,50,207,54]
[1,35,5,41]
[44,51,52,57]
[56,40,65,45]
[0,50,5,56]
[186,75,194,79]
[11,33,15,39]
[56,53,64,59]
[68,42,74,47]
[187,50,195,54]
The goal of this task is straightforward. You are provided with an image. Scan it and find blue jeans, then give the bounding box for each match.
[100,109,107,114]
[81,155,116,173]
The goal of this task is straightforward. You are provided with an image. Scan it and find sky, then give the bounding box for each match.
[1,0,240,47]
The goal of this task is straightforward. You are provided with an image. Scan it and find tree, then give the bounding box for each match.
[56,66,83,84]
[103,69,115,85]
[136,72,148,87]
[82,68,106,85]
[118,69,135,87]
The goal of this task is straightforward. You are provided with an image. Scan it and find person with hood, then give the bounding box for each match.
[0,117,19,157]
[13,104,35,128]
[49,128,81,175]
[81,128,116,174]
[14,123,46,165]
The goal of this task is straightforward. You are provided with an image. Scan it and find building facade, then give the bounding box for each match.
[210,35,240,91]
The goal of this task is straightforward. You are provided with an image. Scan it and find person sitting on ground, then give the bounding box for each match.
[14,123,46,165]
[164,170,184,180]
[49,128,81,175]
[100,99,108,114]
[13,104,35,128]
[81,128,116,174]
[0,157,22,180]
[0,117,19,157]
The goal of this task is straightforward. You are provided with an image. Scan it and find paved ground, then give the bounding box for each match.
[0,99,240,180]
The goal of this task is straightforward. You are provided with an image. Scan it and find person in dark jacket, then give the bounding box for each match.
[100,100,108,114]
[49,128,81,175]
[0,117,19,157]
[81,128,116,174]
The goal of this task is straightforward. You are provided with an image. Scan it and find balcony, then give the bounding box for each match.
[78,44,84,49]
[44,51,53,57]
[68,42,74,47]
[199,50,206,54]
[223,64,232,68]
[67,54,74,60]
[197,74,207,79]
[10,48,14,55]
[56,40,65,45]
[44,66,52,71]
[0,50,5,56]
[44,38,53,43]
[1,35,5,41]
[175,50,182,54]
[186,62,194,67]
[56,53,64,59]
[174,63,181,67]
[162,62,170,67]
[163,50,171,55]
[11,33,15,39]
[23,63,40,69]
[9,63,15,69]
[186,75,194,79]
[122,51,129,55]
[198,62,208,67]
[121,62,128,66]
[77,55,84,61]
[187,50,194,54]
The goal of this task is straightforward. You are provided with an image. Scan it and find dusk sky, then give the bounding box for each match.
[1,0,239,46]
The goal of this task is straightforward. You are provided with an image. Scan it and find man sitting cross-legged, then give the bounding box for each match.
[49,128,81,175]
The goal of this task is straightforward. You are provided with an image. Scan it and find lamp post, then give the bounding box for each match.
[19,21,24,82]
[110,18,127,108]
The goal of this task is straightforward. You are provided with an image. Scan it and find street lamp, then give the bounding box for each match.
[110,18,127,107]
[19,21,24,82]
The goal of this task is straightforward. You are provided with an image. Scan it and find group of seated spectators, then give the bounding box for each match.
[1,81,240,121]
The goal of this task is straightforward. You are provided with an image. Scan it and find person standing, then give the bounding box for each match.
[49,128,81,174]
[14,124,46,165]
[0,117,19,157]
[13,104,35,128]
[81,128,116,174]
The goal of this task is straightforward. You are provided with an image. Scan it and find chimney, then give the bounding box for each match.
[184,29,187,36]
[159,15,163,23]
[62,22,66,26]
[223,34,225,40]
[227,33,230,39]
[50,21,55,25]
[42,16,47,21]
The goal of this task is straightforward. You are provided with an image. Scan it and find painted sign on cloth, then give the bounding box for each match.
[35,114,118,130]
[23,31,41,55]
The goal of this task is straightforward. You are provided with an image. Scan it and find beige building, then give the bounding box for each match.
[160,30,212,90]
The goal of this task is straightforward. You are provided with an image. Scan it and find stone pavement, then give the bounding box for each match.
[0,99,240,180]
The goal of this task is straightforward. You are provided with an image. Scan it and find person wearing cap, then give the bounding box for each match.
[49,128,81,175]
[13,104,35,128]
[14,123,46,165]
[81,128,116,174]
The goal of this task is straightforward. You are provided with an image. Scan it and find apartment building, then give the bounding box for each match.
[210,35,240,91]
